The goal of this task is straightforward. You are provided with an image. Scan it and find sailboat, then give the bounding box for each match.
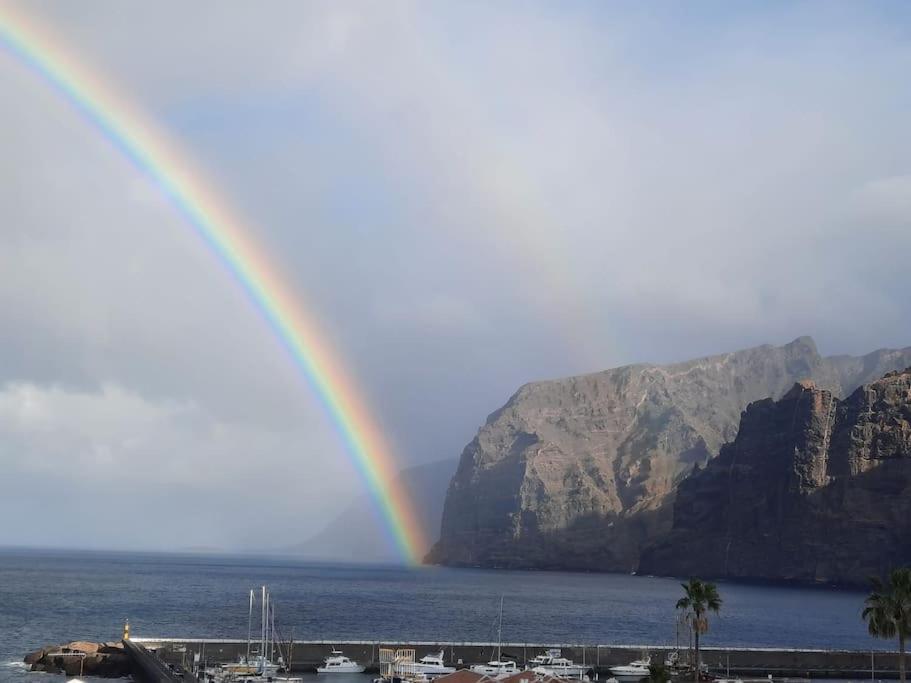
[206,586,301,682]
[470,597,518,678]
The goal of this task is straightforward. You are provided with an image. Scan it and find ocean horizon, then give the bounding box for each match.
[0,547,885,682]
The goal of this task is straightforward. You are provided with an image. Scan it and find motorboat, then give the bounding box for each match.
[528,649,589,678]
[411,651,456,676]
[609,655,651,680]
[318,650,367,674]
[470,660,520,678]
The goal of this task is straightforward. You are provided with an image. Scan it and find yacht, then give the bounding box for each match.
[609,655,651,681]
[469,597,518,679]
[528,649,589,678]
[203,587,301,682]
[318,650,367,674]
[411,652,456,677]
[469,660,520,678]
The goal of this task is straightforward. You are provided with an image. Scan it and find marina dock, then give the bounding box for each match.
[134,638,905,679]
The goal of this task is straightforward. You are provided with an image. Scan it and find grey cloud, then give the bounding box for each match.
[1,0,910,551]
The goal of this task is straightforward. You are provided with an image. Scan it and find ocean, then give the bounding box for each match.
[0,548,884,682]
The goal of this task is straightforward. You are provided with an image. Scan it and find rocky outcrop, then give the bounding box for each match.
[24,641,132,677]
[639,369,911,584]
[427,337,911,571]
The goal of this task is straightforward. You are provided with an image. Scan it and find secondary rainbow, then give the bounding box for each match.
[0,7,426,563]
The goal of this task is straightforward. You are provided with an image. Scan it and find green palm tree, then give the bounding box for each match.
[676,578,722,682]
[863,568,911,683]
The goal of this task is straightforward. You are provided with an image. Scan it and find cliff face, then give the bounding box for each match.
[639,369,911,584]
[426,337,911,571]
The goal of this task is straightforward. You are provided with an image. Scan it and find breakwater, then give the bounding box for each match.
[123,639,195,683]
[134,639,903,679]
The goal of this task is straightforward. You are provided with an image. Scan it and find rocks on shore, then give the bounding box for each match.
[24,641,132,677]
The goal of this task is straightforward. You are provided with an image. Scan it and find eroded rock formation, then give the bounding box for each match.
[427,337,911,572]
[24,641,131,677]
[639,368,911,584]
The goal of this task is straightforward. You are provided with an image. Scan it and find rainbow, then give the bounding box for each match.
[0,7,426,563]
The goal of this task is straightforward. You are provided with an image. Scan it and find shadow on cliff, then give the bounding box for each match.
[427,500,677,572]
[640,455,911,586]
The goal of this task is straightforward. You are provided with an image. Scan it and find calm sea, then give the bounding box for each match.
[0,548,883,682]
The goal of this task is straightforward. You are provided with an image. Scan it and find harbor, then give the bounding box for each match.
[134,638,905,680]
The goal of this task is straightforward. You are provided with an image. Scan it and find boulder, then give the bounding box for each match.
[66,641,100,654]
[24,640,132,678]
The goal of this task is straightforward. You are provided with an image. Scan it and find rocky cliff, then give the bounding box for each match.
[639,368,911,584]
[426,337,911,571]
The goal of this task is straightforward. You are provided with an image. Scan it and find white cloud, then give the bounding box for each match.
[0,381,351,548]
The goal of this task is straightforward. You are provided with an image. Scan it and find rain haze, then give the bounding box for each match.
[1,1,910,554]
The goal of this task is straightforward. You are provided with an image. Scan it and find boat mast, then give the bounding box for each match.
[269,598,275,663]
[496,596,503,663]
[261,585,267,667]
[246,589,254,662]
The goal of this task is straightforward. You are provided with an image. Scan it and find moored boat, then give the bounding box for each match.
[528,649,589,678]
[411,651,456,677]
[470,660,520,678]
[469,597,518,679]
[318,649,367,674]
[609,655,651,681]
[203,586,300,682]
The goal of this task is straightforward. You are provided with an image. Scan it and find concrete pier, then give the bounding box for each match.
[134,638,904,679]
[123,639,196,682]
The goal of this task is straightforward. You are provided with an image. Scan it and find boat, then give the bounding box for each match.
[204,586,301,682]
[470,660,520,677]
[411,651,456,677]
[469,597,518,679]
[609,655,652,681]
[318,649,367,674]
[528,649,589,678]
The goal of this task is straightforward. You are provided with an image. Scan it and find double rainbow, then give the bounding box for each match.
[0,7,426,563]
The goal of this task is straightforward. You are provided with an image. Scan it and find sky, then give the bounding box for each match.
[0,1,909,553]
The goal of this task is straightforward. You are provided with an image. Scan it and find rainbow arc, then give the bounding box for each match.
[0,6,425,563]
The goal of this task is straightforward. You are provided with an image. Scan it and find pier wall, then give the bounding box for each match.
[134,639,904,679]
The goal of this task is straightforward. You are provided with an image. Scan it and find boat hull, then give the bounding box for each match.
[469,664,519,678]
[319,665,367,673]
[532,665,589,677]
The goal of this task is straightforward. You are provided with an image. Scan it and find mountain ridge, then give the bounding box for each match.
[426,336,911,572]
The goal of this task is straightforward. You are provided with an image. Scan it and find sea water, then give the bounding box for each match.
[0,548,881,682]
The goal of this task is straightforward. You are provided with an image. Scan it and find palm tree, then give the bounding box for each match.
[676,578,722,682]
[863,568,911,683]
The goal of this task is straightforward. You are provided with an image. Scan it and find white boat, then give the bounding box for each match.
[470,597,518,679]
[318,650,367,674]
[529,649,589,678]
[609,656,651,681]
[470,660,520,677]
[205,586,300,682]
[411,651,456,676]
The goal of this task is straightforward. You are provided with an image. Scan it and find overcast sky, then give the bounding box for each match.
[1,1,909,552]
